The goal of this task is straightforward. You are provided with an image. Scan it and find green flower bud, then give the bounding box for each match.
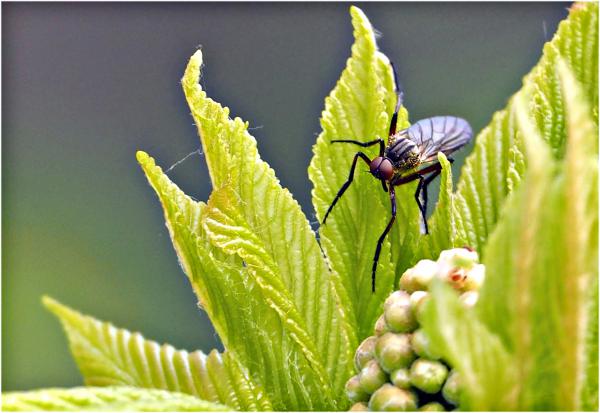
[442,370,461,406]
[410,359,449,394]
[374,332,416,372]
[349,402,370,411]
[384,290,410,310]
[400,259,438,292]
[389,368,411,389]
[374,314,389,336]
[411,329,440,360]
[419,402,446,411]
[384,292,418,333]
[410,291,430,321]
[368,384,418,412]
[355,336,378,371]
[409,290,429,310]
[359,359,388,394]
[458,291,479,308]
[346,375,369,403]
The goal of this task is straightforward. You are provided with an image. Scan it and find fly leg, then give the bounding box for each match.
[331,138,388,192]
[372,185,396,292]
[390,160,447,235]
[414,176,428,234]
[415,157,454,234]
[322,151,371,224]
[331,138,385,157]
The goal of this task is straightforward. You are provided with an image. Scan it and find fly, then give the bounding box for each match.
[321,63,473,292]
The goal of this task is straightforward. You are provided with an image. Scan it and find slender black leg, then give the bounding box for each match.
[390,161,443,186]
[381,180,388,193]
[322,151,372,224]
[421,170,442,219]
[388,61,404,138]
[331,138,385,157]
[420,157,454,217]
[372,186,397,292]
[417,157,454,234]
[414,176,428,234]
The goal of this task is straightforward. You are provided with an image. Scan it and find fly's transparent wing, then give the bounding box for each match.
[406,116,473,162]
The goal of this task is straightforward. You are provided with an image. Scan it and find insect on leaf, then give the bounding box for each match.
[308,6,420,340]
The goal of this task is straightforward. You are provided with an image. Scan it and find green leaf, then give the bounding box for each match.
[308,6,419,339]
[139,151,321,410]
[424,2,598,256]
[420,281,517,410]
[138,148,350,410]
[420,5,598,406]
[43,296,269,411]
[202,185,335,409]
[557,58,598,412]
[467,60,597,410]
[179,46,356,408]
[2,387,229,412]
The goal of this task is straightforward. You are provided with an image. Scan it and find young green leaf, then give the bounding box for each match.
[308,6,419,339]
[42,296,268,411]
[180,47,356,407]
[2,386,229,412]
[420,280,517,410]
[139,151,329,410]
[202,184,335,409]
[558,59,599,412]
[473,61,597,410]
[526,2,598,157]
[424,2,598,256]
[421,48,598,410]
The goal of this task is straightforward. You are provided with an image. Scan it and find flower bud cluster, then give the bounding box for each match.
[346,248,485,411]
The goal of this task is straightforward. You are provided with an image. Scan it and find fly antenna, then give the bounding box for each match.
[388,61,404,139]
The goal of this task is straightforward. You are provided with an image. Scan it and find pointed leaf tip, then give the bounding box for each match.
[41,294,56,308]
[179,27,356,408]
[136,150,150,163]
[42,295,79,324]
[349,5,364,18]
[182,49,203,89]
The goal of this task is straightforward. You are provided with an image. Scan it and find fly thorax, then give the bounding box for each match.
[385,137,419,170]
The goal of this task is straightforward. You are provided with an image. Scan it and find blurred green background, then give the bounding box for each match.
[3,2,569,391]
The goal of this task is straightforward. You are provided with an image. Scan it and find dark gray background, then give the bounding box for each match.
[3,2,569,390]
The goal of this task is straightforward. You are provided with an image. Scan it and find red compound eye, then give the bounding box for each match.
[370,157,394,180]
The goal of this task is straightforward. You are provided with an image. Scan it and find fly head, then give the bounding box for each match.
[369,156,394,181]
